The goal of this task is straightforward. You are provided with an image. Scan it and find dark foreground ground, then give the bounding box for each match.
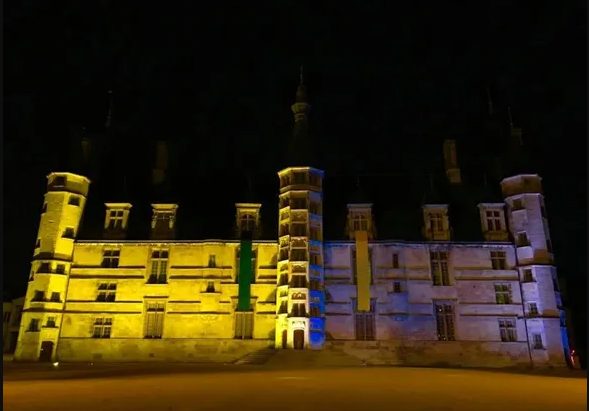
[3,362,587,411]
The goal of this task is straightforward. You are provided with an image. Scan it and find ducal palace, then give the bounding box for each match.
[13,80,574,368]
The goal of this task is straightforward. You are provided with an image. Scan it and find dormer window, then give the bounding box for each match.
[346,204,375,240]
[429,213,444,232]
[240,214,256,232]
[104,203,132,235]
[352,215,368,231]
[478,204,507,241]
[422,205,449,241]
[150,204,178,239]
[235,203,262,239]
[108,211,124,228]
[153,211,174,228]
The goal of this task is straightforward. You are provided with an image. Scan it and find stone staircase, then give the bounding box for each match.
[264,348,364,368]
[234,348,278,365]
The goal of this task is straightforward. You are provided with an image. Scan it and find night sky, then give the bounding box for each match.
[5,3,586,360]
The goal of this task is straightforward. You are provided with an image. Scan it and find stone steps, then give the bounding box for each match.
[234,348,277,365]
[265,348,364,368]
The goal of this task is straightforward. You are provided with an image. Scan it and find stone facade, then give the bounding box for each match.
[13,171,571,368]
[12,85,572,368]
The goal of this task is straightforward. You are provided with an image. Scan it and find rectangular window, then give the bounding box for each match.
[37,262,50,273]
[55,264,66,274]
[28,319,40,332]
[234,312,254,339]
[239,215,256,232]
[528,303,539,316]
[490,251,507,270]
[499,319,517,342]
[511,199,524,211]
[291,303,306,317]
[53,176,66,186]
[97,283,117,302]
[149,250,169,284]
[392,281,402,293]
[515,232,530,247]
[144,302,165,338]
[392,253,399,268]
[32,290,45,302]
[310,227,321,241]
[354,300,376,341]
[278,301,288,314]
[68,196,81,206]
[532,333,543,349]
[291,224,306,236]
[309,202,321,215]
[429,212,444,232]
[206,281,215,293]
[101,250,120,268]
[46,316,57,327]
[290,275,306,288]
[309,279,322,291]
[310,305,321,317]
[310,253,321,265]
[62,227,75,239]
[352,215,368,231]
[494,284,512,304]
[290,250,307,261]
[522,268,534,282]
[208,254,216,268]
[434,302,455,341]
[430,251,450,286]
[485,210,503,231]
[50,292,60,302]
[108,210,124,229]
[93,318,113,338]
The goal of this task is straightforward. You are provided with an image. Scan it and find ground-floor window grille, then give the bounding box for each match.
[234,312,254,339]
[144,302,165,339]
[353,299,376,341]
[435,302,455,341]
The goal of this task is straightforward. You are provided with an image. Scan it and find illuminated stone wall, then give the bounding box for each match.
[14,170,567,367]
[323,242,567,367]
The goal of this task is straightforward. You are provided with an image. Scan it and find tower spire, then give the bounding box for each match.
[288,67,313,166]
[105,90,114,130]
[486,85,493,115]
[299,65,304,86]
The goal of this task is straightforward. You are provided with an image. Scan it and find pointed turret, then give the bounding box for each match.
[287,66,314,166]
[105,90,114,130]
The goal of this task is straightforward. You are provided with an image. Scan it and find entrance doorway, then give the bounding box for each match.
[282,329,287,349]
[293,329,304,350]
[39,341,54,362]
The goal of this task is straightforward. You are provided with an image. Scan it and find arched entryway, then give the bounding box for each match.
[293,329,304,350]
[39,341,54,362]
[282,329,288,349]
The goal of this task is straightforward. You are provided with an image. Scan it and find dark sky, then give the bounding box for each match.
[5,2,586,355]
